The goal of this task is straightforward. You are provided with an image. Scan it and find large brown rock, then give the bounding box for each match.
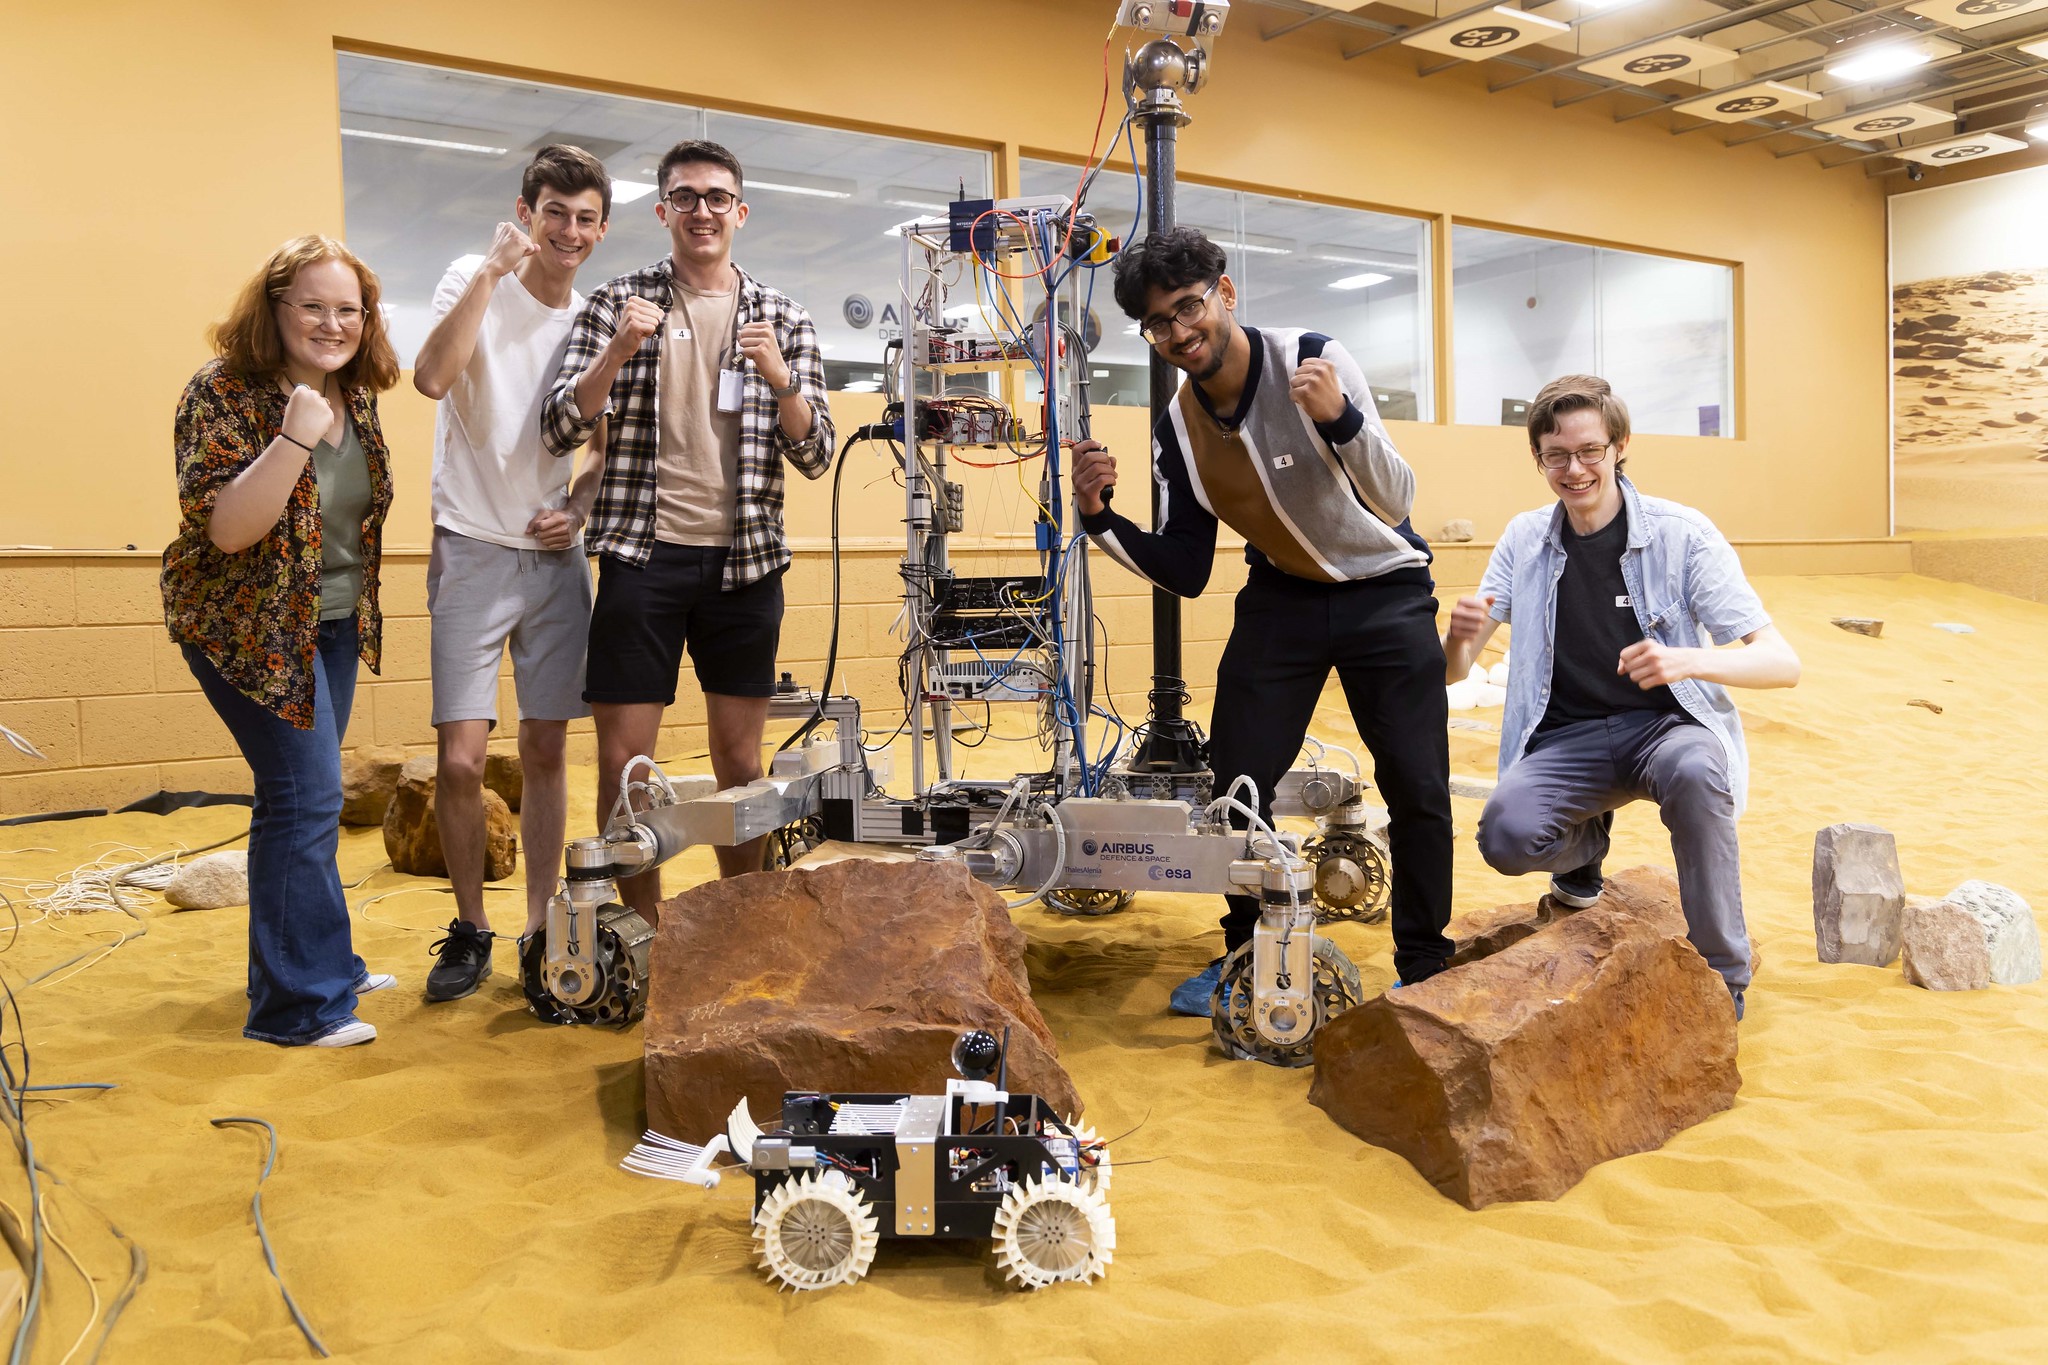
[483,747,522,812]
[1311,895,1740,1209]
[1447,865,1762,979]
[644,858,1080,1140]
[340,744,408,826]
[381,756,517,880]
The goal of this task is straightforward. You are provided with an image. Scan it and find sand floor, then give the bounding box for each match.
[2,570,2045,1363]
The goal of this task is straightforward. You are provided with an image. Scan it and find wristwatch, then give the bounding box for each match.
[769,378,801,399]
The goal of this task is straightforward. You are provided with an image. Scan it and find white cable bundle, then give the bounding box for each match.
[0,846,179,920]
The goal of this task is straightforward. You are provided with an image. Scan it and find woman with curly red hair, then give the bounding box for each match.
[162,235,401,1047]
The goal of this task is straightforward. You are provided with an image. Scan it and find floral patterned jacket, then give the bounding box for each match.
[161,359,393,728]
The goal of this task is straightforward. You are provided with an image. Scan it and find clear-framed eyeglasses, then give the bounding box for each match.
[1536,443,1614,470]
[282,301,365,330]
[1138,279,1220,344]
[663,187,740,215]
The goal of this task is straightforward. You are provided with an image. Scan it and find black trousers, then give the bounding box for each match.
[1207,564,1455,984]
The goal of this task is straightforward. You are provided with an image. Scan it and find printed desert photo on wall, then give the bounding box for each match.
[1891,164,2048,533]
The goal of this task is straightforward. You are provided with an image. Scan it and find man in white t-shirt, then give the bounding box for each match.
[411,144,611,1005]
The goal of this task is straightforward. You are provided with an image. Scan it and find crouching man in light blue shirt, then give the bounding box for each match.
[1442,375,1800,1021]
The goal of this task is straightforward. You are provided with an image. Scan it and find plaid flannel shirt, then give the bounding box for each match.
[540,258,833,588]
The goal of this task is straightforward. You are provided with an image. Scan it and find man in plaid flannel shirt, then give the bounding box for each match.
[541,138,832,906]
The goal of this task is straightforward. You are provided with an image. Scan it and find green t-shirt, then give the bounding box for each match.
[314,422,372,620]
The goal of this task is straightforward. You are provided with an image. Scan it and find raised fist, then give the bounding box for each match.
[281,384,336,450]
[608,296,665,357]
[483,221,538,278]
[1288,357,1346,425]
[1446,594,1495,645]
[737,320,791,391]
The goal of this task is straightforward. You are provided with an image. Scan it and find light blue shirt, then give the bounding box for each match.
[1479,475,1772,814]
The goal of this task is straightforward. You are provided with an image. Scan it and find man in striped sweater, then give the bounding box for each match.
[1072,227,1455,1016]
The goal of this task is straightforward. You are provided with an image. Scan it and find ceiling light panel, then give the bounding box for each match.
[1905,0,2048,29]
[1893,131,2029,165]
[1814,102,1955,139]
[1401,7,1573,62]
[1673,81,1822,122]
[1580,37,1739,86]
[1826,44,1933,82]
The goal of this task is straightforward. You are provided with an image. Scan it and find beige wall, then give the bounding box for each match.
[3,0,1893,552]
[0,0,1910,813]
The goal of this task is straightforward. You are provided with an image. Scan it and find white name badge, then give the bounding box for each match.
[717,368,746,414]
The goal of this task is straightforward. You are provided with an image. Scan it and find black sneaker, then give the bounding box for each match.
[425,918,495,1003]
[1548,812,1613,909]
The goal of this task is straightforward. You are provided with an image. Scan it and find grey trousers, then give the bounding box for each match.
[1476,710,1751,990]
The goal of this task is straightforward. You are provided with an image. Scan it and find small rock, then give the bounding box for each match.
[1812,824,1904,967]
[1925,396,1948,406]
[1907,698,1943,714]
[1931,623,1974,634]
[483,748,523,812]
[1446,680,1480,711]
[340,745,409,826]
[1923,313,1961,328]
[1440,518,1475,543]
[163,851,250,910]
[1895,365,1946,379]
[1903,882,2041,990]
[1472,682,1507,707]
[1983,420,2015,429]
[2016,412,2040,423]
[1486,661,1511,687]
[383,756,518,880]
[1831,617,1883,637]
[1916,346,1965,360]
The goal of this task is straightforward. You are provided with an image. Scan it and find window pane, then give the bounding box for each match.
[1452,225,1733,437]
[338,54,991,380]
[1019,159,1433,418]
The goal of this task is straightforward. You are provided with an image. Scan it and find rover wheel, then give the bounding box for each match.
[1211,937,1364,1068]
[1303,830,1390,925]
[1043,887,1135,917]
[753,1170,879,1292]
[761,815,827,871]
[992,1176,1115,1289]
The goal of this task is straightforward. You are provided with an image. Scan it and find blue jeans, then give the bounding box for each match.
[184,619,368,1044]
[1475,710,1751,990]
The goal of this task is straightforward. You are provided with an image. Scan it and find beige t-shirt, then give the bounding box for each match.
[654,277,744,546]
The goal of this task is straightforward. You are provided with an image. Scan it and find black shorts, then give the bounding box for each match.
[584,544,783,704]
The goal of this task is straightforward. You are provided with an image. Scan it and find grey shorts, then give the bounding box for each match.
[427,528,593,727]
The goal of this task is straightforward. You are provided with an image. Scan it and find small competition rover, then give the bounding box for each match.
[622,1030,1113,1290]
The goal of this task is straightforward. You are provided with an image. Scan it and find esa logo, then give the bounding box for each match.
[1148,864,1193,881]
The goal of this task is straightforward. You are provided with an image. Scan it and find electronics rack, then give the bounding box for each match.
[891,195,1106,807]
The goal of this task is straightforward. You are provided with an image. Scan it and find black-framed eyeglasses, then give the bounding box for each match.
[1138,280,1219,344]
[663,187,740,215]
[1535,443,1614,470]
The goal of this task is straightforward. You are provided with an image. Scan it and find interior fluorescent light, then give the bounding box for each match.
[882,186,953,212]
[840,380,883,392]
[2028,120,2048,141]
[610,179,657,205]
[1827,45,1932,82]
[1232,240,1292,256]
[340,128,507,155]
[749,179,853,199]
[1329,272,1393,291]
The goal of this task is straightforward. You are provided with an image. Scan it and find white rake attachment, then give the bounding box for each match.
[621,1131,732,1188]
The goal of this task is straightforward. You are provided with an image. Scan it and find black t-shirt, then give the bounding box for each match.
[1536,506,1684,736]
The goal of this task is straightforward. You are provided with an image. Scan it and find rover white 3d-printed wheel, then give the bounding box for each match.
[753,1170,879,1291]
[992,1176,1115,1289]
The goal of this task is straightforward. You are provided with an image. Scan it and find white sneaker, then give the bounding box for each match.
[311,1019,377,1048]
[354,973,397,994]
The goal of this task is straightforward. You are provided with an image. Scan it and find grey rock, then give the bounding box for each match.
[164,851,250,910]
[1931,623,1974,634]
[1439,518,1475,543]
[1831,617,1884,638]
[1812,824,1904,967]
[1941,882,2041,986]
